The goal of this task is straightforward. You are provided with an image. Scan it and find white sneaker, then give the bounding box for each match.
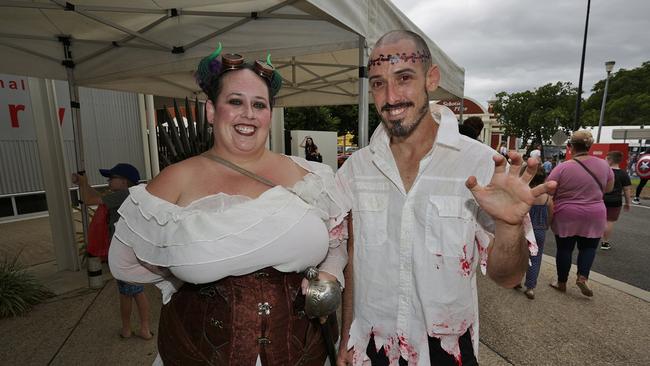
[633,197,641,204]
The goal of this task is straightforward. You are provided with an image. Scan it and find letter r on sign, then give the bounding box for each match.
[9,104,26,128]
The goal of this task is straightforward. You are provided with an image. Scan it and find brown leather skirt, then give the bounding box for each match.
[158,267,336,366]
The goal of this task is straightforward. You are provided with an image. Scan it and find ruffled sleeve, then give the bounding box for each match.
[290,157,352,286]
[108,237,183,304]
[290,158,351,231]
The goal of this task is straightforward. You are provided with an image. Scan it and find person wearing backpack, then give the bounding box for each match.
[72,163,152,340]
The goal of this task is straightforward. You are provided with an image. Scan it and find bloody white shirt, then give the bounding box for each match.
[336,105,536,365]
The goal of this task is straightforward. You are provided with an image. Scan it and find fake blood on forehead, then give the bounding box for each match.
[368,50,431,70]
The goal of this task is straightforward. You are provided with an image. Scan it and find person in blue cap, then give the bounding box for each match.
[72,163,152,340]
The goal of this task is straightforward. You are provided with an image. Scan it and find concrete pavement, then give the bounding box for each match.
[1,217,649,365]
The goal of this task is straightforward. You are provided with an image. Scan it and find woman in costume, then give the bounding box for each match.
[108,45,349,365]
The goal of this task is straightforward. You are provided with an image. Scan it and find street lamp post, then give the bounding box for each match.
[573,0,591,131]
[596,60,616,143]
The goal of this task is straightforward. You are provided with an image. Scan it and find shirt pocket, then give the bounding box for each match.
[355,190,388,247]
[425,195,474,257]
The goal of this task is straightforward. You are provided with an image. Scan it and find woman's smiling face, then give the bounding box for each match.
[207,68,272,155]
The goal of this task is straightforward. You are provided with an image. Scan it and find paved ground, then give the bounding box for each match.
[479,256,650,366]
[1,215,649,365]
[0,216,56,267]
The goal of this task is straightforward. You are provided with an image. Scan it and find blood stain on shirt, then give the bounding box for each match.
[459,244,472,277]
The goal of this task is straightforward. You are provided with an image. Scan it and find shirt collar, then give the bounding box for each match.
[368,104,462,155]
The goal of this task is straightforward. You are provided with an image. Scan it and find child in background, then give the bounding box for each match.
[73,163,153,340]
[522,166,553,299]
[601,151,632,250]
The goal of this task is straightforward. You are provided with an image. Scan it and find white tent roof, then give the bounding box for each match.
[0,0,464,106]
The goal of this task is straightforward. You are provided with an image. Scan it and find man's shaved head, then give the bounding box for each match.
[372,30,432,72]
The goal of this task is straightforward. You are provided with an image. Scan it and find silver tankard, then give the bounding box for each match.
[303,267,342,319]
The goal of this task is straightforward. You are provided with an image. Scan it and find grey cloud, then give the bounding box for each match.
[392,0,650,107]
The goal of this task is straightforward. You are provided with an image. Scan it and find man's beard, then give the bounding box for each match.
[380,100,429,138]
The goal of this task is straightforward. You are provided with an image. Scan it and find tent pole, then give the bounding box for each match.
[60,36,90,257]
[358,36,369,148]
[138,94,153,180]
[271,107,285,154]
[145,94,160,177]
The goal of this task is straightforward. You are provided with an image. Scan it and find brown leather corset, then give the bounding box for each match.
[158,267,335,366]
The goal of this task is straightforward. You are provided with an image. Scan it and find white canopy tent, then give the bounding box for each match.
[0,0,463,103]
[0,0,464,271]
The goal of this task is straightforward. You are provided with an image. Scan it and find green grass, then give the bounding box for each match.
[0,251,53,318]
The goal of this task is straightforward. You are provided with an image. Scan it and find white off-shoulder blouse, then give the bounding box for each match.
[108,156,350,304]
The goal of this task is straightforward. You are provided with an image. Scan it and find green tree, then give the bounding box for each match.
[329,105,382,145]
[493,82,576,150]
[284,104,382,146]
[284,106,340,132]
[583,61,650,126]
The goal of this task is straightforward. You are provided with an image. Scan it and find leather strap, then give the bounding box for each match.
[201,152,277,188]
[200,152,308,204]
[573,158,604,193]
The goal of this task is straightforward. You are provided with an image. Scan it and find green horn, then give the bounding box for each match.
[266,52,273,67]
[208,42,223,62]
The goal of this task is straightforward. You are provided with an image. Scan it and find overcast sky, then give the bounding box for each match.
[391,0,650,108]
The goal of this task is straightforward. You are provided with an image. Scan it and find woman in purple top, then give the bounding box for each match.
[547,131,614,297]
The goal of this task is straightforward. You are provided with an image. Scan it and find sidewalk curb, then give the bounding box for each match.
[542,254,650,302]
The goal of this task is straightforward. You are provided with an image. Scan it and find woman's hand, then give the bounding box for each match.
[466,152,556,225]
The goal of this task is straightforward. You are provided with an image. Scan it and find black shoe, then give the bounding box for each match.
[633,197,641,204]
[600,242,611,250]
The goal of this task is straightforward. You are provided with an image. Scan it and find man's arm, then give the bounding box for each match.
[71,173,102,205]
[337,215,354,366]
[467,152,556,289]
[486,223,528,288]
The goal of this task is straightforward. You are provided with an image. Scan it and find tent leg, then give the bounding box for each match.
[29,77,80,271]
[145,95,160,177]
[138,94,153,180]
[271,107,285,153]
[65,67,90,255]
[358,36,369,148]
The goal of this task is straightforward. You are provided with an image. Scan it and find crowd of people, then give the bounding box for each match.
[66,28,647,366]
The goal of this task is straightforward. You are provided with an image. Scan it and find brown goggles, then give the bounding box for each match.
[221,53,275,82]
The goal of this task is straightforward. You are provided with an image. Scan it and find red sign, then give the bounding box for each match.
[637,154,650,179]
[437,98,486,115]
[588,143,629,169]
